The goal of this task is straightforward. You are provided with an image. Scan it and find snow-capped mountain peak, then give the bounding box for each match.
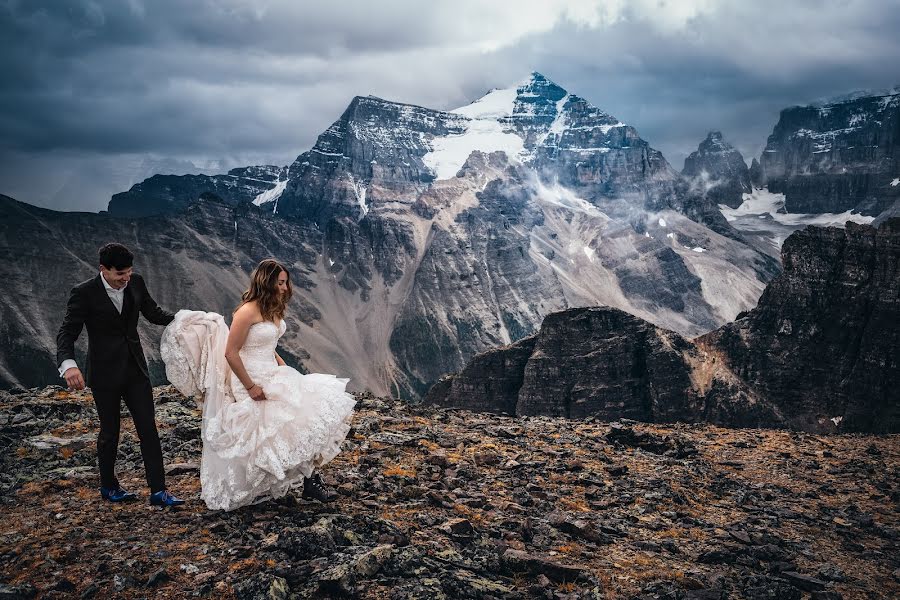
[425,72,631,180]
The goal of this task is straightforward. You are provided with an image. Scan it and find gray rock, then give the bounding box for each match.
[759,91,900,215]
[0,583,36,600]
[233,574,290,600]
[682,131,752,209]
[500,548,588,582]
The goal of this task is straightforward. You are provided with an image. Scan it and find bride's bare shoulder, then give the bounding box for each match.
[233,301,262,323]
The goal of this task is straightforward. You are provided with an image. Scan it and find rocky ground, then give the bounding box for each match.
[0,386,898,599]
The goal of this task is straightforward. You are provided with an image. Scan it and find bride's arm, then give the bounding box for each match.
[225,305,266,401]
[274,351,286,367]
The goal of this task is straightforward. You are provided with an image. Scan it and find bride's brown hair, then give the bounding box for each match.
[237,259,292,322]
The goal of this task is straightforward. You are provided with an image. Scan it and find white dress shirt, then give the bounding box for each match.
[58,272,129,377]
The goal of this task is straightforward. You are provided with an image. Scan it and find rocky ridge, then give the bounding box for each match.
[108,165,288,217]
[701,218,900,433]
[427,220,900,434]
[757,90,900,216]
[0,386,897,599]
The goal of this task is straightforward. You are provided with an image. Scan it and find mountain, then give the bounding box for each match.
[424,305,776,427]
[700,218,900,433]
[427,219,900,433]
[108,165,288,217]
[682,131,752,209]
[1,73,781,397]
[757,89,900,215]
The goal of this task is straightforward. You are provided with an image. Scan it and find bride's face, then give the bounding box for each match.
[276,270,288,296]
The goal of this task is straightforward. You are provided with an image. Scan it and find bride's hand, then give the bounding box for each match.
[248,384,267,401]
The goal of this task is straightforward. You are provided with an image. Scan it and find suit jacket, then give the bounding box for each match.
[56,273,174,389]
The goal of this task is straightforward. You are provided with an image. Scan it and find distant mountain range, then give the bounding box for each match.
[1,73,897,401]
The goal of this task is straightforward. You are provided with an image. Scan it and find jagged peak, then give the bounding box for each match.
[342,94,455,120]
[453,72,570,119]
[694,130,738,153]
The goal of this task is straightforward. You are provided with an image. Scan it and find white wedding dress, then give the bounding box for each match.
[160,309,355,511]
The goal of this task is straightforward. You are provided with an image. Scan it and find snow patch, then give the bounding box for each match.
[692,247,706,253]
[583,246,596,262]
[350,176,369,219]
[452,87,518,119]
[423,117,524,180]
[531,179,606,219]
[549,95,570,135]
[252,179,288,208]
[721,189,875,227]
[658,217,667,227]
[891,178,899,187]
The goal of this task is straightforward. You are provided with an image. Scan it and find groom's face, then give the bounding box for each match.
[100,265,132,289]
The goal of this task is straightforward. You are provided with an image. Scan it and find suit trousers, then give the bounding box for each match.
[91,354,166,492]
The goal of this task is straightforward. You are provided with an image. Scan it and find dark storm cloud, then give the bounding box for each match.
[2,0,899,211]
[486,1,900,168]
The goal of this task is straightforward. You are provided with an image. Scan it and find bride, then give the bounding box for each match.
[160,259,355,511]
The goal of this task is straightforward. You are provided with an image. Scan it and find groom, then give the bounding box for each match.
[56,243,184,507]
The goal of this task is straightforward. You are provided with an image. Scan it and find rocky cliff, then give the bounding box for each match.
[428,220,900,433]
[758,90,900,216]
[682,131,752,209]
[424,306,780,429]
[701,218,900,433]
[108,165,288,217]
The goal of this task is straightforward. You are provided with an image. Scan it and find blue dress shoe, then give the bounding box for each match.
[149,490,185,507]
[100,486,138,502]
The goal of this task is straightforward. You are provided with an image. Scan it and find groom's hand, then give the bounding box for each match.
[63,367,85,391]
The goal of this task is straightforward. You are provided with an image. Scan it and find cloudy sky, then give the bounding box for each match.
[2,0,899,212]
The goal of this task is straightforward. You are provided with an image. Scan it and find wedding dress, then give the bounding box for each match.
[160,310,355,511]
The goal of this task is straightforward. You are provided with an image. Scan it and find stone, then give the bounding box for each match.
[165,462,199,475]
[146,568,170,586]
[0,584,36,600]
[233,574,290,600]
[780,571,827,591]
[437,518,475,541]
[501,549,588,582]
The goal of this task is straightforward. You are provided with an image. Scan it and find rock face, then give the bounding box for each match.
[700,218,900,433]
[108,165,288,217]
[682,131,752,209]
[425,306,779,429]
[749,157,763,188]
[428,220,900,433]
[758,90,900,215]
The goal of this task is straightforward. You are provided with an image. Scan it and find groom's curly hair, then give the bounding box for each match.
[238,259,292,322]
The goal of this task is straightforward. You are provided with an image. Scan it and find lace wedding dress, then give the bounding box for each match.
[160,310,355,511]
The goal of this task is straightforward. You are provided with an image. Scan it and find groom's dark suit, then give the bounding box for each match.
[56,273,174,492]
